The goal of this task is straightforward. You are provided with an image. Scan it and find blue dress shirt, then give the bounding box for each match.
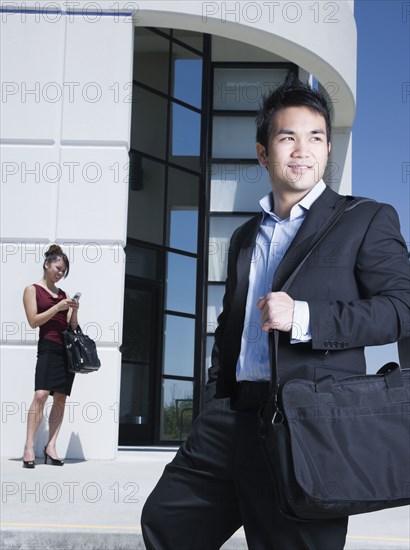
[236,180,326,381]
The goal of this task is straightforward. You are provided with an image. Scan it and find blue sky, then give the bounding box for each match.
[353,0,409,368]
[353,0,410,241]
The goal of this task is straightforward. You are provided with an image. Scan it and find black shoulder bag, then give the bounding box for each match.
[259,197,410,520]
[63,325,101,374]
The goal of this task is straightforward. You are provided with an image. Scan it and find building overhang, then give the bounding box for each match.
[0,0,357,128]
[134,1,356,128]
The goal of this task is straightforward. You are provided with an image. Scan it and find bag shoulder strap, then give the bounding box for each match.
[398,338,410,367]
[280,196,373,294]
[270,196,375,386]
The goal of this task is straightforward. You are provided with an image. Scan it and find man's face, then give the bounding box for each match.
[256,106,331,197]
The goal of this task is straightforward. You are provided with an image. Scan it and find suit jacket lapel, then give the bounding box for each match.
[272,186,341,291]
[233,214,261,315]
[221,214,261,391]
[236,215,261,284]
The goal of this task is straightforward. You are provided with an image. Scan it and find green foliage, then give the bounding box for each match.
[163,399,193,441]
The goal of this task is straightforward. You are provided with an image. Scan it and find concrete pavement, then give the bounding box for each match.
[1,450,409,549]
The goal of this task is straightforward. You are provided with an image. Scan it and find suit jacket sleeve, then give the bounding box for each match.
[308,203,410,349]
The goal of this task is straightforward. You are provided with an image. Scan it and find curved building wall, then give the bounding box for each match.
[134,0,356,127]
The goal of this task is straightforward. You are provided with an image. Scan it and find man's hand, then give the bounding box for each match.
[257,292,295,332]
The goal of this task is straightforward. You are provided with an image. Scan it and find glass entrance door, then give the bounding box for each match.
[119,281,159,445]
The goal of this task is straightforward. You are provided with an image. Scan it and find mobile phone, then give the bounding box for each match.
[72,292,81,301]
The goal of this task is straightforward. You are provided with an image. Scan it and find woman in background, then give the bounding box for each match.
[22,244,79,468]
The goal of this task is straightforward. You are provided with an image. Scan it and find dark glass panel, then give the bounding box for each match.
[119,284,159,445]
[133,28,170,94]
[173,30,203,52]
[127,155,165,245]
[130,86,168,160]
[125,243,161,281]
[121,287,152,363]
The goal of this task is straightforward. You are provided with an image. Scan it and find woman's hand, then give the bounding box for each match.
[67,296,80,329]
[69,299,80,311]
[56,298,77,312]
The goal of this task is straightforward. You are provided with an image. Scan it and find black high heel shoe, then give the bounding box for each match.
[22,459,35,469]
[44,446,64,466]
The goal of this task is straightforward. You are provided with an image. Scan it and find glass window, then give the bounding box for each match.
[213,67,289,110]
[163,314,195,376]
[125,243,161,280]
[205,335,215,381]
[131,86,168,160]
[210,163,271,212]
[121,287,153,363]
[161,378,193,440]
[173,30,203,52]
[127,156,165,245]
[134,28,170,94]
[206,334,214,360]
[167,167,199,252]
[207,285,225,329]
[170,103,201,169]
[208,215,251,282]
[212,116,256,159]
[172,44,202,108]
[169,210,198,253]
[165,252,197,314]
[119,362,150,425]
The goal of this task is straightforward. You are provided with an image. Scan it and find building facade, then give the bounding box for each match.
[0,0,356,458]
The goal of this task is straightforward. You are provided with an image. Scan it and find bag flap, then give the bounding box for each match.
[281,370,410,503]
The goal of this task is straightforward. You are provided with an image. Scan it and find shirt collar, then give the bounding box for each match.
[260,180,327,222]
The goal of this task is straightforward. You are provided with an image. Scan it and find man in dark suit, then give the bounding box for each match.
[141,75,410,549]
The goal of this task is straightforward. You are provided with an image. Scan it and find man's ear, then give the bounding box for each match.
[256,143,268,168]
[328,142,332,154]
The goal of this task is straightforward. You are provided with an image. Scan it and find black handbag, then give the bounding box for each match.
[63,325,101,374]
[259,197,410,520]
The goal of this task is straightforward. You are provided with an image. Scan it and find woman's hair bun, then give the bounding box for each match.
[45,244,63,258]
[43,244,70,277]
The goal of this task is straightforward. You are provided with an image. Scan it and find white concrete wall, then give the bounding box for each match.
[0,9,134,459]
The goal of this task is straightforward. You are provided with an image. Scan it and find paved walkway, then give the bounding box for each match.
[1,451,409,549]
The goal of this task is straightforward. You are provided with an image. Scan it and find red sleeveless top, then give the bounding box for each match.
[34,284,68,345]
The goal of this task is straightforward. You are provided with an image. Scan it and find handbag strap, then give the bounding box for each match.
[268,196,374,392]
[67,324,83,335]
[398,338,410,367]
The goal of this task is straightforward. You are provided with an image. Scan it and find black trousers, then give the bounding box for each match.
[141,383,348,550]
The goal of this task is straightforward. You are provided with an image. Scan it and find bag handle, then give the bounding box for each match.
[268,197,374,392]
[315,363,403,394]
[66,324,83,335]
[377,362,405,389]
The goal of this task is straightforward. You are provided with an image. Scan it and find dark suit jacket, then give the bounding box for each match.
[210,186,410,397]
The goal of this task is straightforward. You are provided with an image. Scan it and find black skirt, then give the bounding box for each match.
[35,339,75,396]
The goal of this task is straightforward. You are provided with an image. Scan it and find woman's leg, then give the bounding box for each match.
[23,390,49,461]
[45,392,67,458]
